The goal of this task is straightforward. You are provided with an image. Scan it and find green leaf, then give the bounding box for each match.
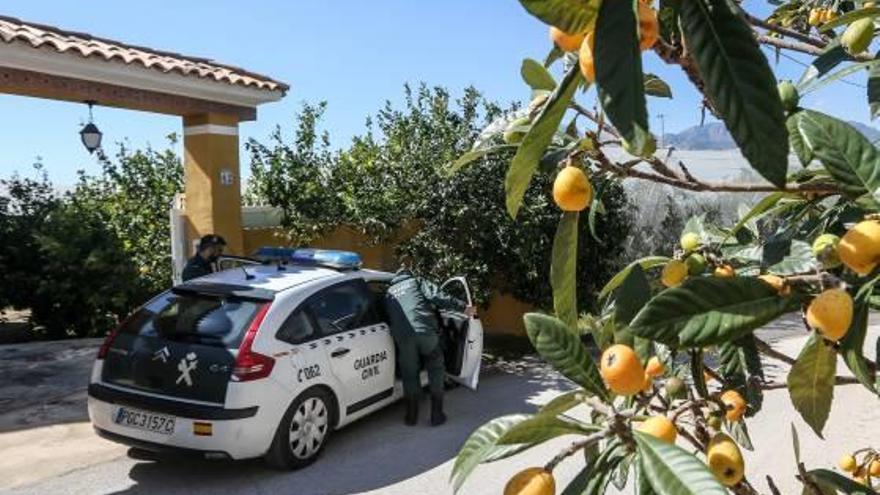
[585,440,628,495]
[524,313,609,399]
[768,239,815,275]
[644,73,673,98]
[551,212,579,329]
[447,145,517,174]
[679,0,788,187]
[725,419,754,451]
[634,431,727,495]
[791,423,801,464]
[588,197,604,242]
[819,6,880,31]
[612,454,634,490]
[724,192,790,241]
[595,0,652,156]
[473,109,529,151]
[522,58,557,92]
[518,0,602,34]
[630,278,797,347]
[797,109,880,202]
[506,64,583,218]
[718,335,764,416]
[637,461,659,495]
[539,390,585,416]
[691,350,710,399]
[600,256,671,299]
[798,44,850,88]
[800,60,879,95]
[839,299,878,395]
[614,264,652,326]
[787,334,836,438]
[497,413,599,445]
[787,112,814,167]
[562,466,593,495]
[451,414,531,493]
[870,62,880,120]
[806,469,880,495]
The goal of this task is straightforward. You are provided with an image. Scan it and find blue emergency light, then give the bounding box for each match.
[253,247,362,271]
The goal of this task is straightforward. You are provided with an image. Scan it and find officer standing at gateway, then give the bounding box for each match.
[181,234,226,282]
[384,269,475,426]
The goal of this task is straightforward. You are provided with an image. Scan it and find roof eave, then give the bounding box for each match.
[0,41,286,109]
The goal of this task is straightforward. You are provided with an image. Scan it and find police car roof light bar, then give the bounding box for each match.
[253,247,363,271]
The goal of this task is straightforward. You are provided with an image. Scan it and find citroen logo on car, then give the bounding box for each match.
[152,346,170,363]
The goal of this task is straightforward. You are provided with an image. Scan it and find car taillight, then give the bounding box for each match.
[232,304,274,382]
[97,316,129,359]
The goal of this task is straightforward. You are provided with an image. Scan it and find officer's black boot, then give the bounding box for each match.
[404,397,419,426]
[430,394,446,426]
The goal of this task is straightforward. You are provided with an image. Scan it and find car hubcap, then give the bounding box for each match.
[288,397,328,459]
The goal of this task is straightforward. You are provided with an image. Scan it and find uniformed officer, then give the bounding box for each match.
[384,269,475,426]
[181,235,226,282]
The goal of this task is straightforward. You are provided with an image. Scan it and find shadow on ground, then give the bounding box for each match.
[103,356,568,495]
[0,339,100,432]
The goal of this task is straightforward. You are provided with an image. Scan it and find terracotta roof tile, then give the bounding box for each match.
[0,15,288,93]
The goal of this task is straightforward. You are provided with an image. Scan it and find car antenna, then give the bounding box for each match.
[240,266,255,280]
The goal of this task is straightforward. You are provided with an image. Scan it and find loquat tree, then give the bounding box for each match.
[449,0,880,494]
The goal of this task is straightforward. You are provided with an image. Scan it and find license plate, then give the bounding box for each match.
[114,407,175,435]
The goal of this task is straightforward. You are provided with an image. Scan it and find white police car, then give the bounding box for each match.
[87,249,483,469]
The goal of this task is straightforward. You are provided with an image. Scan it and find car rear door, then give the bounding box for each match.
[101,289,268,404]
[439,277,483,390]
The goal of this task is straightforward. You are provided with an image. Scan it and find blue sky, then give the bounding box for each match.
[0,0,873,185]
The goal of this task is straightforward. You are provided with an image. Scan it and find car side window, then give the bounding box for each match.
[307,280,380,335]
[367,281,390,324]
[276,309,316,345]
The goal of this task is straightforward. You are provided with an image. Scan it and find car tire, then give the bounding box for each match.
[265,387,335,470]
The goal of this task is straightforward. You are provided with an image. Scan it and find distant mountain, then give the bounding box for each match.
[661,123,735,150]
[848,121,880,142]
[662,121,880,150]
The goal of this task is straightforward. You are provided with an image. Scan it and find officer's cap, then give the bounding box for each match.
[199,234,227,250]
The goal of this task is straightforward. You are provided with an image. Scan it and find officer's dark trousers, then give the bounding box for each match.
[398,332,445,399]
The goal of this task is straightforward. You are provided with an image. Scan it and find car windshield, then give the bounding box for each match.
[118,292,263,348]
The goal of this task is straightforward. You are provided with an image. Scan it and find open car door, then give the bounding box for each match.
[439,277,483,390]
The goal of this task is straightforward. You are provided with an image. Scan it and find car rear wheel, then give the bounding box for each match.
[265,388,335,470]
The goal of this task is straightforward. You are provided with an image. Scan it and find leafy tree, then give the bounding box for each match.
[1,142,182,339]
[450,1,880,494]
[245,84,632,309]
[245,103,341,243]
[74,140,184,295]
[0,165,58,315]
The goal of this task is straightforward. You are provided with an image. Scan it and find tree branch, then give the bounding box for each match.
[754,336,798,366]
[544,429,611,472]
[741,10,827,48]
[590,148,840,193]
[754,335,876,389]
[756,34,874,62]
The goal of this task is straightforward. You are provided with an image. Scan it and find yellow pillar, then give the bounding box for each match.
[183,113,244,255]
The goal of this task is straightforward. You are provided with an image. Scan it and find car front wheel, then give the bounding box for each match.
[265,388,335,470]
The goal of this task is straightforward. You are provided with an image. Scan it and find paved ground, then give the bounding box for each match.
[1,316,878,495]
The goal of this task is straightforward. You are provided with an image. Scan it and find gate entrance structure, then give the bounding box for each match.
[0,15,288,255]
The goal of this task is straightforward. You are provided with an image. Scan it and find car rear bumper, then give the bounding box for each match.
[88,385,275,460]
[93,426,232,460]
[88,383,258,420]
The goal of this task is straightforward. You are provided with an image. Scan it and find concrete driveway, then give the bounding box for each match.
[0,340,580,495]
[2,318,879,495]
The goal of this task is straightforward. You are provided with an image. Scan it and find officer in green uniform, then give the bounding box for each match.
[384,269,473,426]
[181,235,226,282]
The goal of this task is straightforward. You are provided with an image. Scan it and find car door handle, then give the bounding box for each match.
[331,348,350,358]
